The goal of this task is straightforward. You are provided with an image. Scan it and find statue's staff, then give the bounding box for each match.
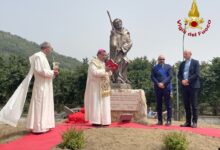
[107,10,115,31]
[107,10,119,61]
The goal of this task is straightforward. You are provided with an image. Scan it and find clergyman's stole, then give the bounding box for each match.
[91,58,111,97]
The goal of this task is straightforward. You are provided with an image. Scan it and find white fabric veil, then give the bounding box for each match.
[0,56,34,127]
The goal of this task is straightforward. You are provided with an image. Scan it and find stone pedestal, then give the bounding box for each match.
[110,89,147,124]
[111,83,132,89]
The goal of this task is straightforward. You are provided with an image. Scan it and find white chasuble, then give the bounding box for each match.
[84,58,111,125]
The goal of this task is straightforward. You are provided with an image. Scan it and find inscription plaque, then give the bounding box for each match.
[111,90,141,111]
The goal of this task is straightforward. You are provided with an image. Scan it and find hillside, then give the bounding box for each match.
[0,31,81,70]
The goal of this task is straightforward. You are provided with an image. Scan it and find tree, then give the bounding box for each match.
[128,56,155,107]
[0,55,29,105]
[53,58,88,111]
[207,58,220,115]
[199,58,220,115]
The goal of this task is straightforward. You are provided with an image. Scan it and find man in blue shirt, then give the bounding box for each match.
[178,50,200,128]
[151,55,172,126]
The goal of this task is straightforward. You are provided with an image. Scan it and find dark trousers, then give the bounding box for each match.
[182,86,199,124]
[155,87,172,122]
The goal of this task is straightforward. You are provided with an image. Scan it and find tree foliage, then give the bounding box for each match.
[199,58,220,115]
[128,56,156,107]
[53,60,88,111]
[0,55,29,104]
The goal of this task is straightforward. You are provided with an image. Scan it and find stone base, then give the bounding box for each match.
[111,83,132,89]
[110,89,147,123]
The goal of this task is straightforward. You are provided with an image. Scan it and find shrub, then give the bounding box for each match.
[58,128,85,150]
[163,132,188,150]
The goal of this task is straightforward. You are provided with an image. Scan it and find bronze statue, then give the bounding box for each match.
[107,11,132,84]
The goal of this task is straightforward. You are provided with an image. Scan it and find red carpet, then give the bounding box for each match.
[0,123,91,150]
[0,122,220,150]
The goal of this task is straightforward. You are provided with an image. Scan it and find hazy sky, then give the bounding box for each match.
[0,0,219,65]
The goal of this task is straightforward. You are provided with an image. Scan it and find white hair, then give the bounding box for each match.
[40,41,52,50]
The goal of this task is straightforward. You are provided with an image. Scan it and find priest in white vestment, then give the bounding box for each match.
[26,42,59,133]
[0,42,58,133]
[84,49,112,126]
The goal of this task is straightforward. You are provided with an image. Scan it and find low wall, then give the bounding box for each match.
[198,116,220,125]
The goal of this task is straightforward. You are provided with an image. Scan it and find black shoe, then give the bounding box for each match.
[92,124,102,127]
[156,121,163,125]
[165,121,171,126]
[180,122,191,127]
[191,122,197,128]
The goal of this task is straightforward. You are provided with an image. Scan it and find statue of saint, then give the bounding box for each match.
[109,18,132,84]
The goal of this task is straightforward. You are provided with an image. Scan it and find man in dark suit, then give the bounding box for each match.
[178,50,200,128]
[151,55,172,126]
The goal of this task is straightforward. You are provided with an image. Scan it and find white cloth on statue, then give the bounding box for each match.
[0,57,34,127]
[26,51,55,133]
[84,58,111,125]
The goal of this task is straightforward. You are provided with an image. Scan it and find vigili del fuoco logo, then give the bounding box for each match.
[177,0,211,37]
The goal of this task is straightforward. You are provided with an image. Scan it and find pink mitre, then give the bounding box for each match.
[97,48,106,55]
